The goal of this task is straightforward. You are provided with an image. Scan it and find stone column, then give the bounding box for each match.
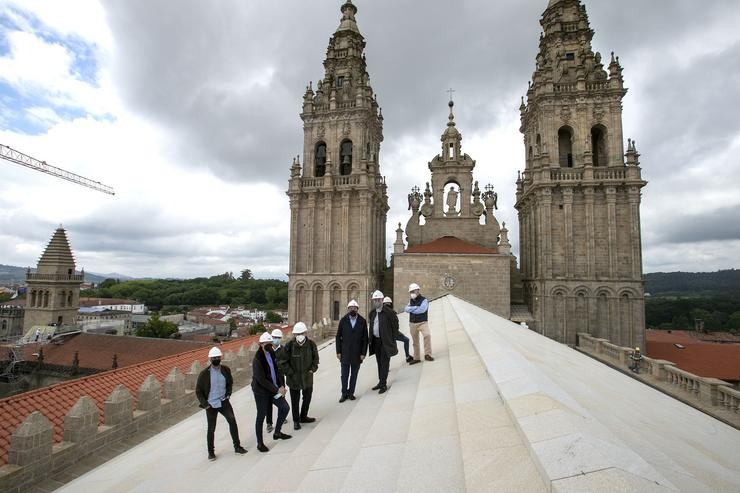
[563,187,574,278]
[104,385,133,426]
[136,375,162,411]
[307,195,316,273]
[324,192,333,273]
[542,189,553,278]
[583,188,596,278]
[628,186,642,280]
[342,192,350,273]
[163,368,186,400]
[606,186,617,278]
[63,396,99,443]
[8,411,53,466]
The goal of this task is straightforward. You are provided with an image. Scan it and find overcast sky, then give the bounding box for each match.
[1,0,739,279]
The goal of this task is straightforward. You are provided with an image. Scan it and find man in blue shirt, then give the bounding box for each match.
[404,283,434,364]
[195,346,248,461]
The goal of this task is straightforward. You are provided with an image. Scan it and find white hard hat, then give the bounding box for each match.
[371,290,384,299]
[383,296,392,304]
[208,346,223,358]
[347,299,359,308]
[259,332,273,344]
[408,283,421,292]
[271,328,283,338]
[292,322,308,334]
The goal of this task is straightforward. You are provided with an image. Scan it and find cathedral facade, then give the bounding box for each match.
[287,1,388,327]
[516,0,647,348]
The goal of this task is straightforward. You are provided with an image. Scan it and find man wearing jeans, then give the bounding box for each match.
[405,283,434,364]
[336,299,368,402]
[252,332,292,452]
[195,346,248,461]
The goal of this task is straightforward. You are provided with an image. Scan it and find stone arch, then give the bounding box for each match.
[443,178,462,216]
[295,283,308,323]
[329,283,342,321]
[30,290,37,307]
[339,139,353,176]
[591,124,608,167]
[536,133,542,154]
[43,290,49,308]
[313,283,324,324]
[552,288,568,342]
[558,126,575,167]
[574,288,590,335]
[595,288,612,340]
[314,141,327,177]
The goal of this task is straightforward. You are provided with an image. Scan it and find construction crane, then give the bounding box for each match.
[0,143,115,195]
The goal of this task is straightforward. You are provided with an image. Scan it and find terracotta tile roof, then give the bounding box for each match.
[646,329,740,382]
[405,236,498,255]
[0,335,259,466]
[21,333,212,371]
[78,297,140,307]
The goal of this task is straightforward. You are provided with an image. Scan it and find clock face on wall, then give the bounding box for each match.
[442,274,457,290]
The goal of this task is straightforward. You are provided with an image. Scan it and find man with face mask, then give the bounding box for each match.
[265,328,286,433]
[404,283,433,364]
[368,290,399,394]
[252,332,291,453]
[195,346,248,461]
[278,322,319,430]
[336,299,368,402]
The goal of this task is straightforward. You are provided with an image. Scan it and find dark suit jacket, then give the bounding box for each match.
[251,347,285,396]
[368,306,399,357]
[195,364,233,409]
[336,313,369,365]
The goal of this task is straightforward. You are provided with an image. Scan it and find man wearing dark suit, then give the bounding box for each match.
[336,299,368,402]
[368,290,399,394]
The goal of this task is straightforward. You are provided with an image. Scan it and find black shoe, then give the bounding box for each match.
[293,422,302,430]
[406,355,414,363]
[372,383,382,390]
[425,355,435,362]
[257,443,269,453]
[234,446,247,455]
[378,386,388,394]
[208,452,216,461]
[273,432,292,440]
[409,359,421,365]
[349,394,356,400]
[300,416,316,423]
[339,394,348,403]
[266,423,274,433]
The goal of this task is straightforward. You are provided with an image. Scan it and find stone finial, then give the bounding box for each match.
[223,350,236,363]
[8,411,54,466]
[105,384,133,426]
[63,396,99,443]
[137,375,162,411]
[499,223,512,255]
[163,367,186,400]
[185,360,203,390]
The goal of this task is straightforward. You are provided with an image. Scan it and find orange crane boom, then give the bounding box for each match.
[0,143,114,195]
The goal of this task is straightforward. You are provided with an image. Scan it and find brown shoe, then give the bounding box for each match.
[409,359,421,365]
[425,355,435,362]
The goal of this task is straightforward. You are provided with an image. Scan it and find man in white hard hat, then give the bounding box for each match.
[195,346,248,461]
[252,332,291,452]
[404,282,433,364]
[336,299,368,402]
[384,296,413,363]
[265,328,286,433]
[278,322,319,430]
[368,290,399,393]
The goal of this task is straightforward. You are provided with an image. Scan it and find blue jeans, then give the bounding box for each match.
[395,332,410,358]
[254,393,289,445]
[341,362,361,397]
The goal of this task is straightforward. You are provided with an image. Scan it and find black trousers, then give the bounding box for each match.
[205,399,240,453]
[289,387,313,422]
[341,361,361,396]
[373,337,390,386]
[254,393,289,445]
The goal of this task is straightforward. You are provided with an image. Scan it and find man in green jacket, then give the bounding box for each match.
[278,322,319,430]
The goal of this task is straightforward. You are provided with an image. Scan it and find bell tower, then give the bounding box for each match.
[287,1,388,328]
[516,0,647,348]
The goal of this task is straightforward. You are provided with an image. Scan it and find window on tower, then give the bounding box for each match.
[558,126,574,168]
[448,143,454,159]
[340,140,353,175]
[565,52,575,61]
[591,125,609,167]
[337,76,345,88]
[315,142,327,177]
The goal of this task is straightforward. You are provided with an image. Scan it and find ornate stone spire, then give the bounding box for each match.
[337,1,359,33]
[37,227,76,271]
[441,99,462,161]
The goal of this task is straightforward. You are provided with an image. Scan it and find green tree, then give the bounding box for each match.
[266,286,278,305]
[728,311,740,332]
[99,278,119,290]
[250,322,265,335]
[135,315,178,339]
[228,317,237,337]
[240,269,253,281]
[264,311,282,323]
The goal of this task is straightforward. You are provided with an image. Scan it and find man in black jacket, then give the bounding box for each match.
[251,332,291,452]
[195,346,247,461]
[336,299,368,402]
[368,290,399,394]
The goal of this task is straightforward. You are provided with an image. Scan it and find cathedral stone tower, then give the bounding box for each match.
[24,227,83,331]
[516,0,647,348]
[287,1,387,327]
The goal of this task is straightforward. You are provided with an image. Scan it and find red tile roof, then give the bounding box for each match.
[646,329,740,382]
[78,297,140,307]
[0,335,259,466]
[21,334,212,371]
[405,236,498,255]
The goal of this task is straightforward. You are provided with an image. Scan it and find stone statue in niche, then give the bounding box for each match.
[446,186,459,215]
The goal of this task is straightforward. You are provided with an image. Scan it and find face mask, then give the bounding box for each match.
[272,338,282,346]
[349,309,358,317]
[296,335,306,343]
[211,358,221,366]
[410,293,418,300]
[373,300,383,309]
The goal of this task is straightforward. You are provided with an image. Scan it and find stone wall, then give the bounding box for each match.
[393,253,511,318]
[0,307,24,339]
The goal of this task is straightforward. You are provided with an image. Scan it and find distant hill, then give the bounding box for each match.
[0,264,134,285]
[645,270,740,298]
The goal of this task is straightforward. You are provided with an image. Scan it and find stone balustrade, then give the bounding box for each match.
[577,333,739,429]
